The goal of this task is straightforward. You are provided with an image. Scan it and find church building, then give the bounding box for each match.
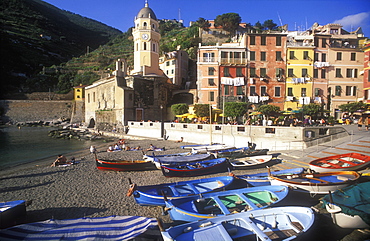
[84,1,176,132]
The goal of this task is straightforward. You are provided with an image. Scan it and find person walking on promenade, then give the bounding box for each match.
[364,116,369,131]
[358,117,364,130]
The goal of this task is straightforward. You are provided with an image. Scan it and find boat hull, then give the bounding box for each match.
[309,153,370,172]
[0,200,26,229]
[96,159,155,171]
[161,206,315,241]
[161,158,229,177]
[165,185,289,222]
[326,203,370,229]
[229,155,273,169]
[237,168,304,186]
[151,153,214,169]
[269,171,360,194]
[132,176,240,206]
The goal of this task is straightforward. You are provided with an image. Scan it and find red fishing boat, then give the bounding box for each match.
[309,153,370,172]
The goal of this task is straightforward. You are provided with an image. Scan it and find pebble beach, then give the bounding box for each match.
[1,136,252,229]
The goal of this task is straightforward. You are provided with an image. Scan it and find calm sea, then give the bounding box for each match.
[0,126,99,169]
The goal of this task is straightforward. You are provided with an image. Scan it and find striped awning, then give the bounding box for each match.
[0,216,157,240]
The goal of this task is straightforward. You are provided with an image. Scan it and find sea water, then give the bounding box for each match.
[0,126,99,169]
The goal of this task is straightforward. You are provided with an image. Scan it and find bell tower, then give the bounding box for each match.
[132,1,161,76]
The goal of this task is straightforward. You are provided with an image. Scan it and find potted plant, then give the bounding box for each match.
[327,116,335,126]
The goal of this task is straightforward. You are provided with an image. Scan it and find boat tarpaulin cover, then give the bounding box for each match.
[322,182,370,225]
[0,215,158,240]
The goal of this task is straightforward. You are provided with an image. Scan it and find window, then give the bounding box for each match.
[303,51,309,60]
[276,36,281,46]
[321,39,326,48]
[143,42,147,50]
[275,86,281,97]
[287,87,293,96]
[261,36,266,45]
[153,43,156,52]
[209,91,214,101]
[261,86,267,96]
[314,53,319,61]
[335,68,342,78]
[346,69,358,78]
[203,52,215,62]
[208,67,215,75]
[314,69,318,78]
[93,92,95,102]
[237,86,243,95]
[322,53,327,62]
[302,68,308,77]
[250,36,255,45]
[337,52,342,60]
[301,88,307,97]
[289,51,295,59]
[166,61,170,66]
[224,67,230,77]
[351,53,356,61]
[321,69,326,79]
[172,60,176,65]
[224,85,229,95]
[345,86,357,96]
[314,88,320,96]
[276,51,282,61]
[236,68,243,77]
[88,93,90,103]
[335,86,341,96]
[171,69,174,74]
[221,52,228,58]
[276,68,284,77]
[260,52,266,61]
[250,51,255,61]
[288,68,294,77]
[260,68,267,77]
[250,86,256,95]
[250,68,256,77]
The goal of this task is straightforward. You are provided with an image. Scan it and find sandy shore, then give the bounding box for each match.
[0,136,250,227]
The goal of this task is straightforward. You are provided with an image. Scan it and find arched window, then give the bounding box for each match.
[143,42,147,50]
[152,24,155,29]
[143,22,147,28]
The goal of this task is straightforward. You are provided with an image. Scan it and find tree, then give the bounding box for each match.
[214,13,241,35]
[254,21,263,32]
[262,20,278,30]
[338,102,367,115]
[302,103,322,119]
[196,17,211,31]
[224,102,248,120]
[171,103,189,116]
[257,104,280,119]
[193,104,210,117]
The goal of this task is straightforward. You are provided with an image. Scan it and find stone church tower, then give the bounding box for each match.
[132,1,162,76]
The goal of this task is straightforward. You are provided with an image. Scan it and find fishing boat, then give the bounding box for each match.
[187,144,235,153]
[128,176,242,206]
[229,155,274,170]
[95,158,155,171]
[0,200,26,229]
[309,153,370,172]
[236,167,305,187]
[0,215,157,240]
[268,170,361,194]
[164,185,289,222]
[216,147,269,159]
[180,143,222,149]
[145,153,215,169]
[322,181,370,229]
[160,157,229,177]
[159,206,315,241]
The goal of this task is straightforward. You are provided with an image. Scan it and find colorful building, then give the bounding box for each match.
[362,40,370,104]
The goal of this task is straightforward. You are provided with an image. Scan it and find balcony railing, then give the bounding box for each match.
[200,57,217,62]
[220,58,247,65]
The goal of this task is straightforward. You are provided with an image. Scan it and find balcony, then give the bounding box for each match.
[314,62,330,68]
[287,42,315,47]
[200,57,217,63]
[220,58,247,65]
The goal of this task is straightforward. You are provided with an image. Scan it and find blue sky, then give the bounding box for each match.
[43,0,370,36]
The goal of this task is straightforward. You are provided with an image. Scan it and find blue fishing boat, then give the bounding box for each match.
[0,200,26,229]
[145,153,215,169]
[0,215,157,240]
[322,181,370,229]
[128,176,244,206]
[235,168,305,186]
[160,206,315,241]
[160,157,229,177]
[164,185,289,222]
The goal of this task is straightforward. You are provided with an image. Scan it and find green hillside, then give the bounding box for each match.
[0,0,122,96]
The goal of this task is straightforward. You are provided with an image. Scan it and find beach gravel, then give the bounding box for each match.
[0,137,243,229]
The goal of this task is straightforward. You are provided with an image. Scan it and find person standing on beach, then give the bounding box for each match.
[90,145,97,154]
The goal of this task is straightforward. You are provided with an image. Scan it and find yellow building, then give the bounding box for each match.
[73,84,86,101]
[284,33,315,111]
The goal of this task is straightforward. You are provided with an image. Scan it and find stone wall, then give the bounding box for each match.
[0,100,73,123]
